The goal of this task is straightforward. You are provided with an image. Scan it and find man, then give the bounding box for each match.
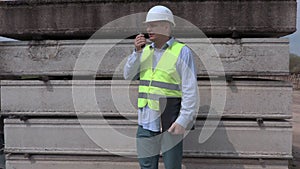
[124,5,198,169]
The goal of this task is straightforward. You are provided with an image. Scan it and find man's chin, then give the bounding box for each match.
[149,36,155,42]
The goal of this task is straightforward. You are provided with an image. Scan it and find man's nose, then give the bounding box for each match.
[146,26,152,32]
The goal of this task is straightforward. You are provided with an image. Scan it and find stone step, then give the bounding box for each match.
[4,118,292,159]
[0,80,292,119]
[5,155,290,169]
[0,0,296,39]
[0,38,289,77]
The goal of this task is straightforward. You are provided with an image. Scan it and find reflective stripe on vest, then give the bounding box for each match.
[138,41,185,111]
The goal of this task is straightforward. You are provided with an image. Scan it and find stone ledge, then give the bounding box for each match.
[4,118,292,158]
[0,80,292,119]
[0,0,296,39]
[0,38,290,77]
[5,155,290,169]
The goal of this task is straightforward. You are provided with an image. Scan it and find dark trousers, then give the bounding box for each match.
[136,125,183,169]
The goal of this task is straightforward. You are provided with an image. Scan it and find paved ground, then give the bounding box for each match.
[290,90,300,168]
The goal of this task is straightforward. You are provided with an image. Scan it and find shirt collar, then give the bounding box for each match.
[150,37,175,50]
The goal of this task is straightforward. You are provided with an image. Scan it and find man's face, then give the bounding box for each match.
[146,21,170,41]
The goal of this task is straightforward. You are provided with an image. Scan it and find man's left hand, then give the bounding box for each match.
[168,122,185,135]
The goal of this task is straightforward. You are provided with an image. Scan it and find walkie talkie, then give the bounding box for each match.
[141,33,149,49]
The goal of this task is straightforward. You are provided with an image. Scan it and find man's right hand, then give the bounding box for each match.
[135,34,146,52]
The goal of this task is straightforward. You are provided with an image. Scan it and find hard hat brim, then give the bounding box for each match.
[143,20,176,27]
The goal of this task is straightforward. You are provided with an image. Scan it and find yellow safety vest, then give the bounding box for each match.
[138,41,185,111]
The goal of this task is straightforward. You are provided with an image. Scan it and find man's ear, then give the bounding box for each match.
[162,22,171,36]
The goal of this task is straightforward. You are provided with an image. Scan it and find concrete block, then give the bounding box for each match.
[4,118,292,158]
[0,38,290,77]
[0,0,296,39]
[5,155,290,169]
[0,80,292,119]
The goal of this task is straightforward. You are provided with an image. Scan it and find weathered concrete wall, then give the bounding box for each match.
[4,118,292,158]
[5,155,290,169]
[0,38,290,77]
[0,80,292,119]
[0,2,295,169]
[0,0,296,39]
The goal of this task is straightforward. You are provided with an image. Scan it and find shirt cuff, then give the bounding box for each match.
[134,48,143,53]
[127,51,141,64]
[175,114,191,129]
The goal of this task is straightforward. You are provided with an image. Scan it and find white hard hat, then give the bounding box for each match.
[144,5,175,26]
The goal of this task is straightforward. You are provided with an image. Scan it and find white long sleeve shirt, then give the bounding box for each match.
[124,38,199,132]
